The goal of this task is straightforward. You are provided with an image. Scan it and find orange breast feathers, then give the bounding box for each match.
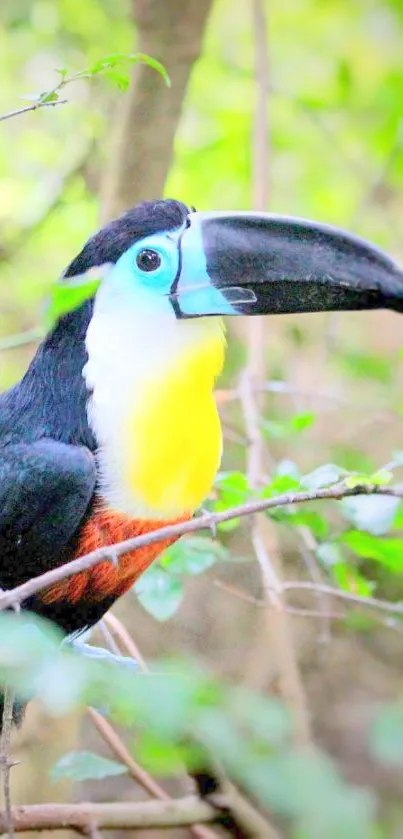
[40,508,190,606]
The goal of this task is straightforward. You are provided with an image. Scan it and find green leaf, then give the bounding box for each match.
[343,475,373,489]
[331,563,373,596]
[46,277,102,327]
[342,531,403,571]
[39,91,59,104]
[105,70,130,91]
[213,471,250,530]
[341,495,400,535]
[287,510,329,539]
[262,475,301,496]
[369,702,403,767]
[51,751,128,783]
[215,471,250,504]
[262,418,289,439]
[87,52,170,86]
[276,459,301,480]
[340,351,392,384]
[135,731,185,774]
[160,536,228,576]
[343,469,392,489]
[301,464,346,490]
[316,542,344,567]
[289,411,315,432]
[368,469,393,486]
[135,567,184,620]
[135,53,171,86]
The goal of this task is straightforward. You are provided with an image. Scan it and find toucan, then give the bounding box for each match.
[0,199,402,719]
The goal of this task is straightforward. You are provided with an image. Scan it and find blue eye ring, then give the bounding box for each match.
[136,248,162,273]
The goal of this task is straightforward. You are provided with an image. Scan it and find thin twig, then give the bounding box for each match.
[241,0,312,751]
[0,100,67,123]
[283,581,403,616]
[87,707,171,799]
[103,614,148,670]
[0,483,401,612]
[0,687,15,839]
[214,579,346,620]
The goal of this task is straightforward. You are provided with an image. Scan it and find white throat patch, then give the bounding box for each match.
[83,285,225,520]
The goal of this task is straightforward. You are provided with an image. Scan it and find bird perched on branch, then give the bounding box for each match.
[0,199,402,719]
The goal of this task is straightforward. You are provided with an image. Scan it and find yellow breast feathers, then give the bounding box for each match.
[123,320,226,518]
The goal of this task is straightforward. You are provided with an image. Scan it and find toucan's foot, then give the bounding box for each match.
[65,639,138,671]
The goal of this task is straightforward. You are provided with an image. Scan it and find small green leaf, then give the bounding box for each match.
[51,751,128,783]
[135,568,184,620]
[87,52,170,86]
[342,531,403,571]
[316,542,344,566]
[301,464,346,490]
[344,475,373,489]
[332,563,373,596]
[215,471,250,505]
[341,495,400,535]
[105,71,130,91]
[287,510,329,539]
[46,276,102,327]
[262,475,301,496]
[262,419,288,439]
[369,469,393,486]
[160,536,228,575]
[39,90,59,104]
[289,411,315,432]
[135,53,171,86]
[341,351,392,383]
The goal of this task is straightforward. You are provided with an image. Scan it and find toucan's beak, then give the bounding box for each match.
[171,211,403,318]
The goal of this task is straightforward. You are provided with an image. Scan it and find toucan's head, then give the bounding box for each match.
[63,198,403,320]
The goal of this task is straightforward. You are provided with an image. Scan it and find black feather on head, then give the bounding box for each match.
[64,199,191,278]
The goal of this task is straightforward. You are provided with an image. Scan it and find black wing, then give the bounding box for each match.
[0,439,96,590]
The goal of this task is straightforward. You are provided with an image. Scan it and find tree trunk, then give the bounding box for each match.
[101,0,214,222]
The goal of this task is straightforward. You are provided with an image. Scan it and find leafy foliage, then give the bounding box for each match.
[0,611,389,839]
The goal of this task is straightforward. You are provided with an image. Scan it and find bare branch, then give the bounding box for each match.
[0,483,401,612]
[0,100,67,123]
[0,797,219,833]
[283,581,403,616]
[0,688,16,839]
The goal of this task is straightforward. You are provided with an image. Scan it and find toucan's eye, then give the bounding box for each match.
[136,248,162,272]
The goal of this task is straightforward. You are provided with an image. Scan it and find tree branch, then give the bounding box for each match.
[0,687,15,839]
[0,483,401,612]
[0,797,219,833]
[283,581,403,616]
[0,100,67,123]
